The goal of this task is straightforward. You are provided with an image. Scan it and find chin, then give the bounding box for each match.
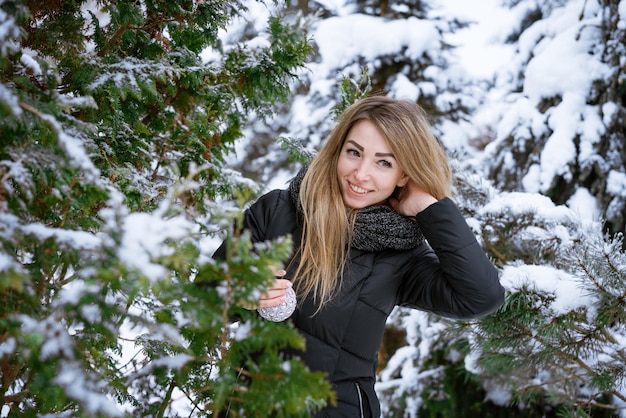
[343,196,370,210]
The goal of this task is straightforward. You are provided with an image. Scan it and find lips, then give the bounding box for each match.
[348,181,369,194]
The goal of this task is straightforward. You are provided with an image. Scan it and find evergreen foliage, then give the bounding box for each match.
[0,0,334,416]
[451,166,626,417]
[485,0,626,237]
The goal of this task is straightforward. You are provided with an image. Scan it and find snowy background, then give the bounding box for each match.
[206,0,626,415]
[219,0,623,219]
[211,0,620,244]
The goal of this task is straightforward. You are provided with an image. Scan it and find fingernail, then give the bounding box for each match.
[277,269,286,276]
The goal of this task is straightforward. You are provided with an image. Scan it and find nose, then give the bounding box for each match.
[353,161,371,181]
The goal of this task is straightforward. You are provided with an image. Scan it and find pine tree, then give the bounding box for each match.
[452,164,626,417]
[0,0,334,416]
[484,0,626,238]
[454,2,626,413]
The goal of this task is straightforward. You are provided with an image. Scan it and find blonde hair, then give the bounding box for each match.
[292,95,452,309]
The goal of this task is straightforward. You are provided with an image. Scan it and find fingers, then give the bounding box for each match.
[258,278,293,308]
[388,197,399,212]
[390,181,437,216]
[272,268,286,278]
[238,268,292,310]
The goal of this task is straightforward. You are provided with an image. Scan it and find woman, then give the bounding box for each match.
[214,95,505,417]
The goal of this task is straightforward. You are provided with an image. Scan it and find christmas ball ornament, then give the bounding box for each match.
[257,286,296,322]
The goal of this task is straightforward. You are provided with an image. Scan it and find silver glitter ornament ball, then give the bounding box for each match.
[257,286,296,322]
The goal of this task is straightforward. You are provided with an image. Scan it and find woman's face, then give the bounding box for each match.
[336,119,408,209]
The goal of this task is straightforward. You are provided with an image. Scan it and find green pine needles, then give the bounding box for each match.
[0,0,331,416]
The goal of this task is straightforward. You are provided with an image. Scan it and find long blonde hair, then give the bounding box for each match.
[292,95,452,309]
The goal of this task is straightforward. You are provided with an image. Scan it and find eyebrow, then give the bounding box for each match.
[346,140,396,158]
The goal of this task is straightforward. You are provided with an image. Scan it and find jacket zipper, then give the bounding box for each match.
[355,382,365,418]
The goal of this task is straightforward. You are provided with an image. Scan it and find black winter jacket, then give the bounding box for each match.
[214,188,504,417]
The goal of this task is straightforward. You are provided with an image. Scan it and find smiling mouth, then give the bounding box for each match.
[348,182,369,194]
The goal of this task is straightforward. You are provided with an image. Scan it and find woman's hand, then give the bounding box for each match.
[257,269,297,322]
[389,180,437,216]
[257,269,293,309]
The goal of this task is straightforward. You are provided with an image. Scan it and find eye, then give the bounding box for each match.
[346,148,361,158]
[378,159,393,168]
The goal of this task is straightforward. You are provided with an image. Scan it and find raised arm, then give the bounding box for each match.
[397,197,505,319]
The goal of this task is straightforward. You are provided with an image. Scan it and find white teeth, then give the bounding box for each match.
[349,183,367,194]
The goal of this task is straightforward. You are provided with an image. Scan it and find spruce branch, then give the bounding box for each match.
[96,22,131,57]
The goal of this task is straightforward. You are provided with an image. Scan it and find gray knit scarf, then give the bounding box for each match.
[288,167,425,252]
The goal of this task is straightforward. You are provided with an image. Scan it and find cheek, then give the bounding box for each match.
[336,157,349,176]
[381,175,403,194]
